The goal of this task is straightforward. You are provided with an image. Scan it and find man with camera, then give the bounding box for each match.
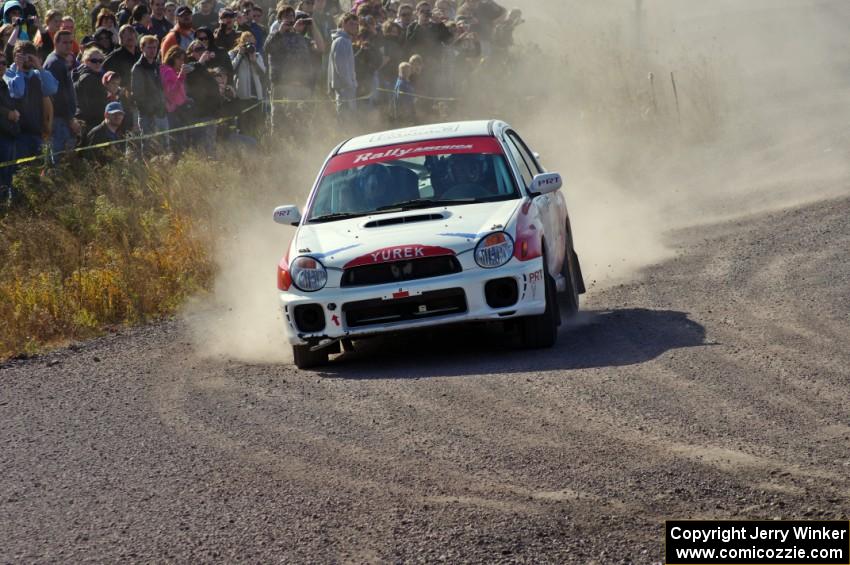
[182,39,220,153]
[404,1,451,60]
[455,0,504,55]
[3,40,58,161]
[265,7,320,134]
[213,8,239,52]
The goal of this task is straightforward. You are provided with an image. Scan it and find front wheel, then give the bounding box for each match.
[520,260,559,349]
[560,246,580,318]
[292,344,329,369]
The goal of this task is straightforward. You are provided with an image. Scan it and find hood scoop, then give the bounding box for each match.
[363,213,445,228]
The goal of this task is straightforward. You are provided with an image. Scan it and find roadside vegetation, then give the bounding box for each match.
[1,154,221,357]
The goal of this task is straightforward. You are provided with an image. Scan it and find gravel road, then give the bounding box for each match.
[2,193,849,563]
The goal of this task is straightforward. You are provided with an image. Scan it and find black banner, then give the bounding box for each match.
[665,520,849,564]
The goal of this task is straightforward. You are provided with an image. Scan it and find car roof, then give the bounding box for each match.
[337,120,503,153]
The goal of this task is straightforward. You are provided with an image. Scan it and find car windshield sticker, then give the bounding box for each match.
[324,136,504,175]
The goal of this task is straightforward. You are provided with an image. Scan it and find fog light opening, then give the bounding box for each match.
[293,304,326,333]
[485,278,519,309]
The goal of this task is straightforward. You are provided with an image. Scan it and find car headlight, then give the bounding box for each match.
[475,232,514,268]
[290,256,327,292]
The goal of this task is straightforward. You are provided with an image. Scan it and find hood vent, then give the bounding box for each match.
[363,213,444,228]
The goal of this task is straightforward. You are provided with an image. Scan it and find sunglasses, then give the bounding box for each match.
[89,58,105,64]
[196,35,209,40]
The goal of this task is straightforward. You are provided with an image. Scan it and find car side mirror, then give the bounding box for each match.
[273,205,302,226]
[529,172,562,195]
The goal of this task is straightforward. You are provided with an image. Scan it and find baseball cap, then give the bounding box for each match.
[219,8,236,17]
[176,5,191,15]
[105,101,125,114]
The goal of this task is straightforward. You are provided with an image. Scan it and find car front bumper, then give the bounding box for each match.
[278,258,547,346]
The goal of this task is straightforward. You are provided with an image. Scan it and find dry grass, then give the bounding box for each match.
[0,154,224,357]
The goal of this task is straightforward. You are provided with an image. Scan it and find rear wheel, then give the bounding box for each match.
[520,257,559,348]
[292,344,329,369]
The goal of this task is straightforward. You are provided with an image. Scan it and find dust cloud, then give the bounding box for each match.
[504,0,850,286]
[186,1,850,361]
[183,139,329,364]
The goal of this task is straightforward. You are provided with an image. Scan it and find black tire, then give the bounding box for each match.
[560,244,580,318]
[520,257,559,348]
[292,344,329,369]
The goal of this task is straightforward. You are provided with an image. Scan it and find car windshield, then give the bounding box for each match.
[307,136,519,221]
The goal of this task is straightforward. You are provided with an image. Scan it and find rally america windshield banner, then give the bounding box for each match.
[323,136,504,175]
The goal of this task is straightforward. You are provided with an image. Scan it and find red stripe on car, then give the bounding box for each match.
[344,244,455,268]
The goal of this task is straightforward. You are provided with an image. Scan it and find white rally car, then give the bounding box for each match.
[273,120,585,368]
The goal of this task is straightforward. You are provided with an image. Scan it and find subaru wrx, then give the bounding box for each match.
[273,120,585,368]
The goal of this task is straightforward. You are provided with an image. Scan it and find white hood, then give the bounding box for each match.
[293,200,522,269]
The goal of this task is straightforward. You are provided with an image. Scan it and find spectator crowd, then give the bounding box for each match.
[0,0,523,195]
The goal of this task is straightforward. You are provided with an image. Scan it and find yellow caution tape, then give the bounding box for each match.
[0,102,262,169]
[268,93,372,104]
[375,87,458,102]
[0,154,42,168]
[269,91,458,104]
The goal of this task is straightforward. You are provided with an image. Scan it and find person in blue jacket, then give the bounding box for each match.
[3,40,58,161]
[3,0,39,43]
[392,60,415,125]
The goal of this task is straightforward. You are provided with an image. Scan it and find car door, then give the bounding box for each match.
[504,131,568,276]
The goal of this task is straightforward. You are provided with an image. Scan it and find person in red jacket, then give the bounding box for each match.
[159,5,193,59]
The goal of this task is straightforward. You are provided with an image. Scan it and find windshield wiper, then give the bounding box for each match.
[375,198,476,212]
[309,212,367,223]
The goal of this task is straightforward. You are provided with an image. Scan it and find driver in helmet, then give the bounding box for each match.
[359,164,395,210]
[443,154,489,198]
